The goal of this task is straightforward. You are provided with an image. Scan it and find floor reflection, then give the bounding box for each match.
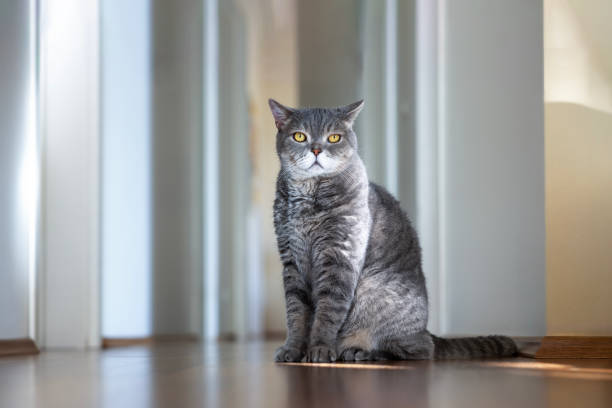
[1,342,611,408]
[282,360,431,408]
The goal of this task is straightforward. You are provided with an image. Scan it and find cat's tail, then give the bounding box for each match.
[430,333,518,359]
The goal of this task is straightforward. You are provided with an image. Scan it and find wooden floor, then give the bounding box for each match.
[1,341,611,408]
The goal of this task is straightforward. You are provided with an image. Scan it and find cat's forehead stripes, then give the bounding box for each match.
[289,108,347,136]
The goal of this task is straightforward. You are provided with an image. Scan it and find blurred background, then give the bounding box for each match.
[0,0,610,349]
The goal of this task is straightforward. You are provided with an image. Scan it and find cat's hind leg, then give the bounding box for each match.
[377,331,435,360]
[337,329,377,361]
[338,330,434,361]
[338,347,393,361]
[337,273,432,361]
[338,347,370,361]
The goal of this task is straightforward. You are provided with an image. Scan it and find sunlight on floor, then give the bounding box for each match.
[280,362,415,370]
[482,361,612,381]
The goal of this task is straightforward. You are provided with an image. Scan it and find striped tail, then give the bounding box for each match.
[431,334,518,359]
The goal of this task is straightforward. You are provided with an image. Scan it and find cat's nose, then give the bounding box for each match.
[311,146,321,156]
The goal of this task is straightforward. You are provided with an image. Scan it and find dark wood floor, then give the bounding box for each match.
[1,341,611,407]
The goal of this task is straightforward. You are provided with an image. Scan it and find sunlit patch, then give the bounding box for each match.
[482,361,612,381]
[279,362,414,370]
[485,361,573,370]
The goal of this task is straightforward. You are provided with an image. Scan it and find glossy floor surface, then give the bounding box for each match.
[1,342,611,408]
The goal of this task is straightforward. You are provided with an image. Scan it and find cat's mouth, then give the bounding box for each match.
[310,161,324,169]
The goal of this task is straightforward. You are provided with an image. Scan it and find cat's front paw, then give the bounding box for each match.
[305,345,337,363]
[274,345,305,362]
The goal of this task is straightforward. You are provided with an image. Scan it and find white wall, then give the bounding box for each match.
[218,0,250,338]
[297,0,362,107]
[546,103,612,335]
[151,0,203,336]
[545,0,612,335]
[0,0,37,341]
[545,0,612,113]
[101,0,152,338]
[100,0,204,339]
[440,0,546,335]
[362,0,417,215]
[415,0,441,333]
[40,0,101,348]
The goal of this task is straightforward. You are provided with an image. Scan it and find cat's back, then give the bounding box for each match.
[367,182,411,227]
[364,182,422,275]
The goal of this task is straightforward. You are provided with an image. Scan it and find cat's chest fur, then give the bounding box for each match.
[282,176,371,278]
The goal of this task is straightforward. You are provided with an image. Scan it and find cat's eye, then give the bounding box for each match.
[328,134,341,143]
[293,132,306,142]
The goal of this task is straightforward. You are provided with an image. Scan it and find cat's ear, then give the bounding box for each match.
[338,99,364,126]
[268,99,295,130]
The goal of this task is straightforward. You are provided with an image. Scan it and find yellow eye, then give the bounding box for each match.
[293,132,306,142]
[328,134,341,143]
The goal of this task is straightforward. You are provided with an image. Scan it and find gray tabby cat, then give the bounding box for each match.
[269,98,517,363]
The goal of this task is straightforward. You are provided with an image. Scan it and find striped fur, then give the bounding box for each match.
[432,335,518,359]
[269,99,518,363]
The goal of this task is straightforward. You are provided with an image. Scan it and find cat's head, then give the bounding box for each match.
[268,99,364,179]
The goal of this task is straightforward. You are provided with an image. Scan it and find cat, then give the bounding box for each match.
[269,98,517,362]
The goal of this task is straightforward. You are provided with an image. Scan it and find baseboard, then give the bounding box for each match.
[519,336,612,359]
[102,334,200,349]
[103,333,286,347]
[0,338,40,357]
[263,331,286,341]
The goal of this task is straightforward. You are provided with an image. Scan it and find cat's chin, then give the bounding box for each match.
[306,164,327,176]
[286,168,330,181]
[284,164,327,179]
[304,163,341,177]
[283,157,352,180]
[287,161,352,181]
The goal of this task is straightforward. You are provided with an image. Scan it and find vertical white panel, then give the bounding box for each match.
[101,0,152,338]
[203,0,220,340]
[218,0,249,338]
[442,0,545,336]
[0,0,38,341]
[384,0,399,196]
[360,1,386,186]
[151,0,203,336]
[415,0,441,334]
[40,0,100,348]
[27,0,40,341]
[437,0,448,335]
[416,0,545,336]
